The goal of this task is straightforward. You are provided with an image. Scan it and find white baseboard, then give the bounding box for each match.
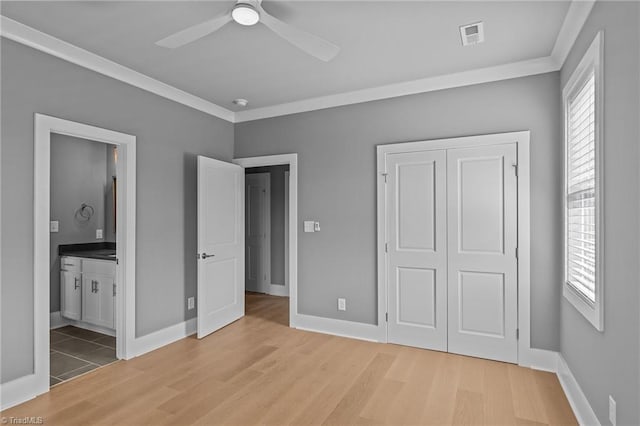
[293,314,380,342]
[49,311,71,329]
[557,354,600,426]
[130,317,196,358]
[269,284,289,297]
[0,374,43,411]
[50,312,116,337]
[519,347,559,372]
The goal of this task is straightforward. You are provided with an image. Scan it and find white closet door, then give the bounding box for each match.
[245,173,270,294]
[386,150,447,351]
[446,144,518,363]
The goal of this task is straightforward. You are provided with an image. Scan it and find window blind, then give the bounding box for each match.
[566,72,597,302]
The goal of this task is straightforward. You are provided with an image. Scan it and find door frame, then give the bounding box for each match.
[376,131,534,366]
[245,172,272,294]
[233,154,298,327]
[33,114,136,395]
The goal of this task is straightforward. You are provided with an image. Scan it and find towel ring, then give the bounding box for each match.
[76,203,95,222]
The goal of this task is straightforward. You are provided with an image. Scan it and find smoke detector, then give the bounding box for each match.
[233,98,249,108]
[460,22,485,46]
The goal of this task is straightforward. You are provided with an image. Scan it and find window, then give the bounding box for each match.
[563,32,603,331]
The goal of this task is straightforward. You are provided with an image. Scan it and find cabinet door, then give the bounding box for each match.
[82,273,115,329]
[61,269,81,320]
[82,273,102,325]
[100,278,115,329]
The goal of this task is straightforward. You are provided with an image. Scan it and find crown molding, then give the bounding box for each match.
[234,56,558,122]
[0,16,235,122]
[2,0,595,124]
[550,0,597,68]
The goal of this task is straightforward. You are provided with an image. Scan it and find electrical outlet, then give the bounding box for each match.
[50,221,59,233]
[338,298,346,311]
[187,297,195,310]
[609,395,616,426]
[96,229,103,239]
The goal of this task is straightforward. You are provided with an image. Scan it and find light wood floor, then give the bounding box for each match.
[3,293,576,425]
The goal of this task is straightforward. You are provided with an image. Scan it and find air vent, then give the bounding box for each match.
[460,22,485,46]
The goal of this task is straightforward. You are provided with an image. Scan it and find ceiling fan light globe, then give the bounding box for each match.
[232,4,260,26]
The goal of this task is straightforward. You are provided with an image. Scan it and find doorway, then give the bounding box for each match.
[49,136,119,386]
[194,154,297,340]
[34,114,136,396]
[377,131,531,364]
[245,166,290,297]
[234,154,298,327]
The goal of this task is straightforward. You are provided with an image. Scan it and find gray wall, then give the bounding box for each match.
[49,134,110,313]
[105,145,117,243]
[559,2,640,425]
[235,72,563,351]
[246,165,289,285]
[0,39,234,383]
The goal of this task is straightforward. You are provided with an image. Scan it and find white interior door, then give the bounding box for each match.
[386,150,447,351]
[245,173,271,294]
[447,144,518,363]
[197,156,245,339]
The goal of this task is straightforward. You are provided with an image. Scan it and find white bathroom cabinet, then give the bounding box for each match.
[61,256,116,330]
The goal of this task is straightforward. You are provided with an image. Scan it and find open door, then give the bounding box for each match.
[197,156,245,339]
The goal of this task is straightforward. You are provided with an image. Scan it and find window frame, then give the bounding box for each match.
[562,31,604,331]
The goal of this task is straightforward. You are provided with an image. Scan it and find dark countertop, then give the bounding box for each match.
[59,242,116,261]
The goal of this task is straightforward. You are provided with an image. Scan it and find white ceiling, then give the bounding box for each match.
[1,1,571,112]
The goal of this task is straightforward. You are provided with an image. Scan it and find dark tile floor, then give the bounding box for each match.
[50,326,117,386]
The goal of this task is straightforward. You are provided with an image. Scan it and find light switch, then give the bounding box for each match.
[314,222,321,231]
[304,221,315,233]
[96,229,103,239]
[50,221,59,233]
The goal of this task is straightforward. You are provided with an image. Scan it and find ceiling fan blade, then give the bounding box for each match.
[156,14,232,48]
[257,4,340,62]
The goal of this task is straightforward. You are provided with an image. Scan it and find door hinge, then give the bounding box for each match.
[113,283,116,297]
[116,258,119,265]
[512,163,518,177]
[516,328,519,339]
[515,247,519,259]
[385,312,388,322]
[381,173,388,183]
[385,242,388,253]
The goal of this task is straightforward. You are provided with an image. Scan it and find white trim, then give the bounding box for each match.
[561,32,604,331]
[550,0,597,68]
[376,131,534,364]
[234,57,557,122]
[49,311,71,330]
[32,114,137,402]
[0,16,234,122]
[130,318,196,358]
[294,314,380,343]
[51,315,117,337]
[1,3,594,125]
[284,170,290,295]
[233,154,298,327]
[0,374,39,411]
[268,284,289,297]
[557,354,601,426]
[521,348,560,373]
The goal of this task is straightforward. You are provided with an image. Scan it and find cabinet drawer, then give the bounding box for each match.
[61,256,81,271]
[81,259,116,276]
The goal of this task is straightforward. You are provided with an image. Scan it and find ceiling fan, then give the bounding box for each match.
[155,0,340,62]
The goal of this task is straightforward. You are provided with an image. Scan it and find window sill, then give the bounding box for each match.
[563,283,603,331]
